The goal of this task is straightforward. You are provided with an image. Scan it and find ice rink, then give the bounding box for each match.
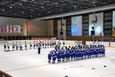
[0,44,115,77]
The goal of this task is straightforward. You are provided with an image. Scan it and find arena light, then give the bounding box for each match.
[41,7,44,9]
[2,9,5,12]
[21,0,28,2]
[10,6,13,8]
[31,0,35,1]
[22,12,24,14]
[19,3,22,6]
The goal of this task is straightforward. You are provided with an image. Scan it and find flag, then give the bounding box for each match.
[9,25,14,32]
[14,25,18,32]
[0,25,2,33]
[14,25,21,33]
[3,25,6,33]
[6,25,9,32]
[18,25,21,32]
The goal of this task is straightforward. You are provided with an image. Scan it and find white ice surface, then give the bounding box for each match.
[0,45,115,77]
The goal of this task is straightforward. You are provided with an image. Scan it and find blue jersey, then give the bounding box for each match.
[48,53,52,60]
[52,53,57,61]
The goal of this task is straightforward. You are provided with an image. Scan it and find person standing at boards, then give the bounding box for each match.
[91,26,95,41]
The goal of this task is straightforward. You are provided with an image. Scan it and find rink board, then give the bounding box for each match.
[1,40,115,47]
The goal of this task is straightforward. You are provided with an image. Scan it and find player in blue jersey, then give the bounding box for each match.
[47,44,106,64]
[56,50,60,63]
[82,48,86,59]
[52,51,57,64]
[102,45,105,57]
[76,49,80,60]
[48,51,52,63]
[87,48,91,58]
[58,49,63,63]
[66,48,70,62]
[73,49,76,60]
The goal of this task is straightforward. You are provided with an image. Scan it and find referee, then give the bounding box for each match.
[38,43,41,54]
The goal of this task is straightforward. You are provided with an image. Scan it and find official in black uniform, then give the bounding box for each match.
[38,43,41,54]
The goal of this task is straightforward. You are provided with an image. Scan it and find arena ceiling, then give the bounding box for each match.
[0,0,115,19]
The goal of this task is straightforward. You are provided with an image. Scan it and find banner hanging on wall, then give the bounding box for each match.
[112,11,115,36]
[0,25,22,33]
[89,12,104,36]
[71,16,82,36]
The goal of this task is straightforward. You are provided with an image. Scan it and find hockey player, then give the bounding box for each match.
[12,43,15,51]
[52,51,57,64]
[48,51,52,63]
[16,43,18,51]
[79,49,83,60]
[33,43,36,49]
[4,43,6,51]
[7,43,10,52]
[19,44,23,50]
[70,48,74,61]
[60,47,65,62]
[49,41,51,48]
[58,49,62,63]
[99,45,105,57]
[63,41,65,46]
[85,48,89,59]
[66,48,70,62]
[35,41,38,49]
[95,45,99,57]
[74,49,77,60]
[24,41,27,50]
[41,41,43,48]
[82,48,86,59]
[56,50,60,63]
[30,42,32,49]
[101,45,105,57]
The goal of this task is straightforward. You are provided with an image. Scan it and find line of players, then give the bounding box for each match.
[48,44,105,64]
[3,40,56,52]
